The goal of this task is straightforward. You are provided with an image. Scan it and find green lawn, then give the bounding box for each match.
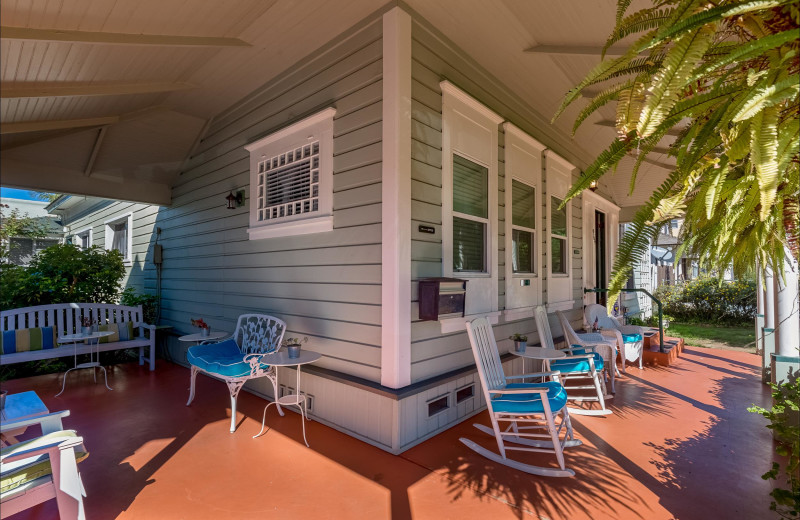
[666,322,756,350]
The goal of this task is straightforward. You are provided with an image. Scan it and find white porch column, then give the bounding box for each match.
[774,253,800,357]
[763,266,776,369]
[380,7,412,388]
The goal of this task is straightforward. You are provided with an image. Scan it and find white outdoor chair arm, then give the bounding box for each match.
[0,410,70,435]
[562,346,596,354]
[1,436,84,465]
[619,325,644,336]
[575,332,608,343]
[506,371,562,381]
[488,387,549,396]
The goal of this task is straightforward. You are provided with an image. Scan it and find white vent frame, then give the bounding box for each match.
[245,108,336,240]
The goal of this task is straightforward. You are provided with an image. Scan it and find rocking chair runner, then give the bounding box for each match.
[533,306,612,416]
[186,314,287,433]
[461,317,582,477]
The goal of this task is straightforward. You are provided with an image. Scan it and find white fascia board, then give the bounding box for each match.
[544,149,577,172]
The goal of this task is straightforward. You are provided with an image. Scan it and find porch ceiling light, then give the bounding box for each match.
[226,190,245,209]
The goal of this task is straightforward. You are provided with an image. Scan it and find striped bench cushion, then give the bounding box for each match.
[1,327,57,355]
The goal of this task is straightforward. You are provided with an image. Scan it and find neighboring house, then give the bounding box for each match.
[19,7,644,454]
[0,197,63,265]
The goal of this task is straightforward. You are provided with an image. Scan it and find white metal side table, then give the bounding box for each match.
[253,349,321,447]
[177,331,229,345]
[56,331,115,396]
[511,346,567,381]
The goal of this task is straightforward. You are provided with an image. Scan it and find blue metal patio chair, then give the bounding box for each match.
[460,317,581,477]
[186,314,287,433]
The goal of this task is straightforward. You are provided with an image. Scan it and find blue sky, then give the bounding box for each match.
[1,187,46,201]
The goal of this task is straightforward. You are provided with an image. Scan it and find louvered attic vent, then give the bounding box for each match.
[257,141,320,222]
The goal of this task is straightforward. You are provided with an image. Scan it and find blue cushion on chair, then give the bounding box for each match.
[551,352,604,372]
[187,339,271,378]
[622,333,643,343]
[491,382,568,414]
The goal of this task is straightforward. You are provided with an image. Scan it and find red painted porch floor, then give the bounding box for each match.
[1,346,777,520]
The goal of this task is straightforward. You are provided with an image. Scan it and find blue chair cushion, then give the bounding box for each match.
[491,382,568,414]
[187,339,271,378]
[551,352,604,372]
[622,333,643,343]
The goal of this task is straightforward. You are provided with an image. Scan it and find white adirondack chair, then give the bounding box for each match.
[186,314,287,433]
[556,311,619,393]
[460,317,581,477]
[0,428,87,520]
[585,304,645,370]
[533,306,611,416]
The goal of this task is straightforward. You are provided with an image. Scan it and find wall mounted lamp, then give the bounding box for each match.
[226,190,245,209]
[589,179,598,192]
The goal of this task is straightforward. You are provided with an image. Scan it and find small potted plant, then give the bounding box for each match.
[282,336,308,359]
[81,316,95,336]
[509,333,527,352]
[191,318,210,337]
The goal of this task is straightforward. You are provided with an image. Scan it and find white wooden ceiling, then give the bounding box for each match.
[1,0,672,208]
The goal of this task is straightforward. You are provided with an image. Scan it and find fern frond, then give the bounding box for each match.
[572,80,637,135]
[563,134,638,203]
[604,7,673,55]
[637,26,715,136]
[732,74,800,122]
[692,29,799,82]
[750,106,780,220]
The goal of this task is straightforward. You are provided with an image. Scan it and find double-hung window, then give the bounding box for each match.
[511,180,535,274]
[452,154,489,273]
[245,108,335,240]
[75,228,92,250]
[550,196,568,275]
[104,214,132,264]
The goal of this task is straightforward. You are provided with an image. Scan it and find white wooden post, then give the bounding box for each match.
[763,266,776,382]
[756,265,766,380]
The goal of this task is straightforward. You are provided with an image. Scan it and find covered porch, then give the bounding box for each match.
[2,345,775,520]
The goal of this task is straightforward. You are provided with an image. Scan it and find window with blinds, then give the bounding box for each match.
[551,196,568,274]
[256,141,320,222]
[453,154,488,272]
[511,180,535,273]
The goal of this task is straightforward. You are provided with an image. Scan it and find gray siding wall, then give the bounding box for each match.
[409,20,585,383]
[65,201,161,293]
[159,18,385,382]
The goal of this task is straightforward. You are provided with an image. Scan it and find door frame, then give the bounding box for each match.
[582,190,620,308]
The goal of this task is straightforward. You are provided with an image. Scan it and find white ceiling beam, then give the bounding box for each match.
[1,116,119,134]
[0,26,251,47]
[1,82,196,99]
[594,120,684,136]
[0,158,172,205]
[525,44,640,56]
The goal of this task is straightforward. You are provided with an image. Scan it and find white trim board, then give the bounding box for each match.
[380,7,412,389]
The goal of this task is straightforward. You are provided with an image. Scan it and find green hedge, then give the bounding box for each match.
[655,277,756,326]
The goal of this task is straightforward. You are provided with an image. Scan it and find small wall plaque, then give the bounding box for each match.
[418,225,435,234]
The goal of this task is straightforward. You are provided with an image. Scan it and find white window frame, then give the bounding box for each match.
[549,195,569,276]
[503,123,544,318]
[244,108,336,240]
[74,227,93,250]
[441,81,503,323]
[452,154,490,273]
[544,150,576,312]
[104,213,133,265]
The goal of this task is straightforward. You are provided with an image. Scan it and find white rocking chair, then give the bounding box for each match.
[585,304,645,370]
[460,317,581,477]
[556,311,619,393]
[533,306,611,416]
[187,314,287,433]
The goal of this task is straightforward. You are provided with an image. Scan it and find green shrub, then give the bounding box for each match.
[0,244,125,310]
[654,277,756,326]
[120,287,159,325]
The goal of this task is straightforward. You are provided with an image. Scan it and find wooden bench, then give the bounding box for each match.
[1,303,157,371]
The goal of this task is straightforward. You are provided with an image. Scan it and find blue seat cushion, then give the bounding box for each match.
[622,333,643,343]
[187,339,271,378]
[551,352,604,372]
[491,381,568,414]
